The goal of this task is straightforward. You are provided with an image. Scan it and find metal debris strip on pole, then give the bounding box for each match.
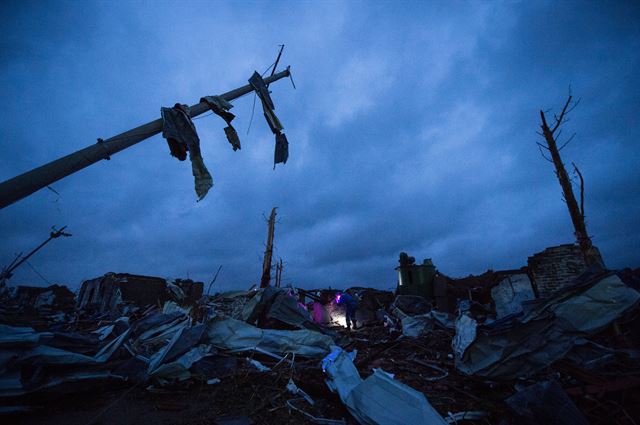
[246,64,272,135]
[247,45,285,134]
[0,68,291,210]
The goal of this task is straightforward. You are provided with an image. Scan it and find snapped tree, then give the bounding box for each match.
[260,207,278,288]
[538,94,604,267]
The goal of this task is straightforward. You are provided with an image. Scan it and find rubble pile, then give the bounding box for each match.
[0,284,75,327]
[0,266,639,425]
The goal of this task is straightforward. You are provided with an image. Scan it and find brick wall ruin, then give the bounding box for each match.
[527,244,590,298]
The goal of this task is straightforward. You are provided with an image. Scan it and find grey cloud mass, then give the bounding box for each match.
[1,0,638,292]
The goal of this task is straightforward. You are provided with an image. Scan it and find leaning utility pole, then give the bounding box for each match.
[0,68,291,210]
[0,225,71,282]
[538,95,603,267]
[260,208,277,288]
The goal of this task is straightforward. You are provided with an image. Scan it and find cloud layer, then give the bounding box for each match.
[1,1,638,291]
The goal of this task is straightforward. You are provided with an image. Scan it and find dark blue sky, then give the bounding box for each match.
[1,1,638,291]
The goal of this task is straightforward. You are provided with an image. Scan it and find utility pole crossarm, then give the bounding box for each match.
[0,68,291,210]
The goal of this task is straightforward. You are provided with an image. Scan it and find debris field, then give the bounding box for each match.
[1,259,639,425]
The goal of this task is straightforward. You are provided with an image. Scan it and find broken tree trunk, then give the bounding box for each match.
[539,96,603,267]
[260,208,277,288]
[275,258,283,288]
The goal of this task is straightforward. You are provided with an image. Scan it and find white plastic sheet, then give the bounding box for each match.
[207,318,333,358]
[452,315,477,360]
[322,347,447,425]
[150,344,214,382]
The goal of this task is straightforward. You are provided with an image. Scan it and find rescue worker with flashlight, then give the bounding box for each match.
[336,291,358,332]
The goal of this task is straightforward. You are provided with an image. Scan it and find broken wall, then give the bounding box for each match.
[528,244,592,297]
[77,273,203,314]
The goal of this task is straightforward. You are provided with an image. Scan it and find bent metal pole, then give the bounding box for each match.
[0,68,291,210]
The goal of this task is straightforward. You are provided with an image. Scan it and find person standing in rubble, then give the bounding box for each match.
[336,291,358,331]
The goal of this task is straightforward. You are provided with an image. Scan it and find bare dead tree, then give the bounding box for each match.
[260,207,277,288]
[538,94,603,267]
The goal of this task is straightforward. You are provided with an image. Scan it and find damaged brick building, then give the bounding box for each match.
[396,242,603,318]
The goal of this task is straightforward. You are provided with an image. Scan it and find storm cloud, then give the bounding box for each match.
[1,1,638,292]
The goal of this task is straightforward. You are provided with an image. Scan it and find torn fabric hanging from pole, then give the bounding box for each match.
[0,68,292,210]
[275,133,289,166]
[249,71,289,168]
[200,95,241,151]
[160,103,213,200]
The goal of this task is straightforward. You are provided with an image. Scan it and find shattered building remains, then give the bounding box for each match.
[0,243,639,425]
[396,243,608,319]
